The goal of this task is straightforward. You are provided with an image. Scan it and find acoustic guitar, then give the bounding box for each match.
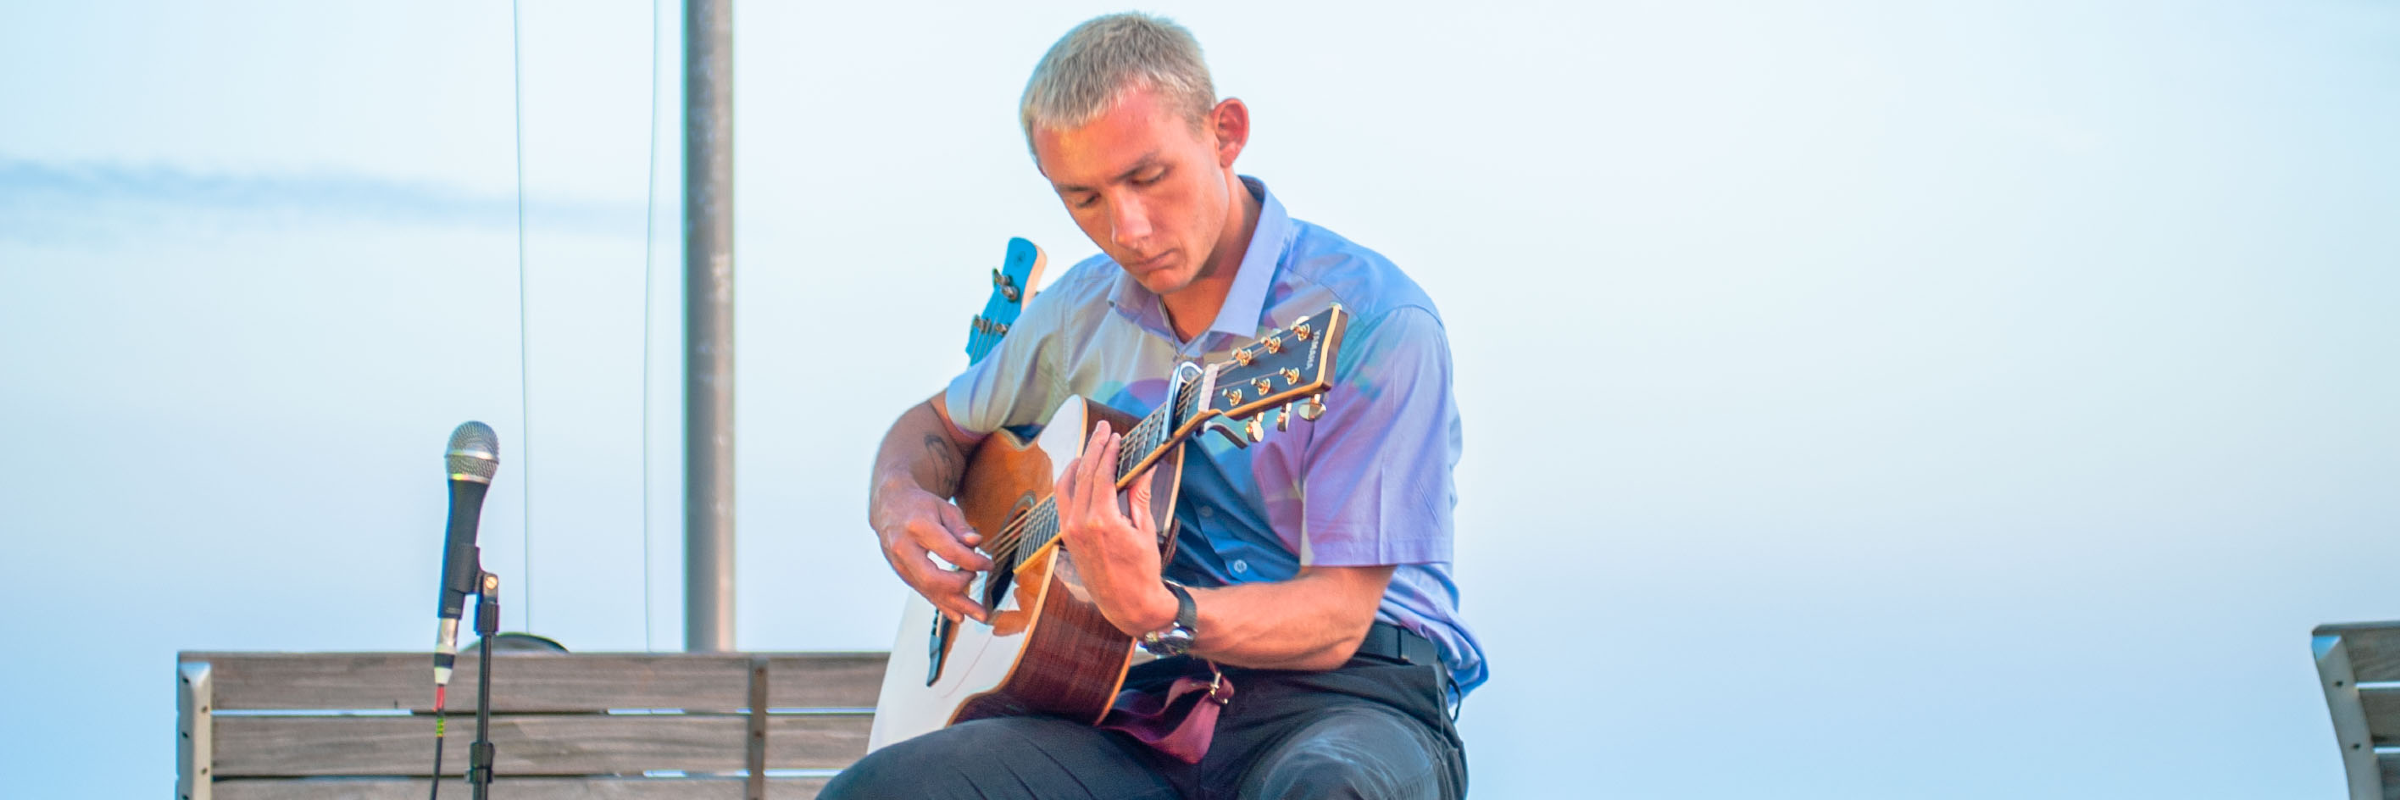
[867,298,1350,750]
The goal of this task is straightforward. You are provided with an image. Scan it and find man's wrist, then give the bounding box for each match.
[1129,580,1183,635]
[1135,580,1198,656]
[871,472,930,509]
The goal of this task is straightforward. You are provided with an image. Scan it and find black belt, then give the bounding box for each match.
[1356,621,1442,668]
[1357,621,1459,718]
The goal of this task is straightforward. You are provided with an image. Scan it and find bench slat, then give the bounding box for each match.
[765,654,887,709]
[767,714,871,768]
[2359,685,2400,747]
[214,776,830,800]
[178,652,887,713]
[214,714,871,776]
[2316,624,2400,684]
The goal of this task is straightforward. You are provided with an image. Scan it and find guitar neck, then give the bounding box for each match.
[996,382,1198,572]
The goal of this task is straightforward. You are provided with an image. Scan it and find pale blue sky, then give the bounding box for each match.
[2,1,2396,797]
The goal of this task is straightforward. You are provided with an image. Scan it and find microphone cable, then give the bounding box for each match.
[429,688,452,800]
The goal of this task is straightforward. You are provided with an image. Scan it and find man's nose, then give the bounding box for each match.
[1108,193,1153,250]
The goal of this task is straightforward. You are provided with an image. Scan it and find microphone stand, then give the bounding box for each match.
[469,570,501,800]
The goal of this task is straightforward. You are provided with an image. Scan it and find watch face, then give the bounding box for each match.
[1159,627,1194,655]
[1142,627,1196,657]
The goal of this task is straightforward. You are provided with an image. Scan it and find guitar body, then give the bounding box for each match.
[868,396,1184,750]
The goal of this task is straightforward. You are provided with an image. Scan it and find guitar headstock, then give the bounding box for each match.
[965,238,1047,364]
[1194,305,1348,442]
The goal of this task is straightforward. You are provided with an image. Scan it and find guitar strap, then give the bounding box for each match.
[1098,658,1233,764]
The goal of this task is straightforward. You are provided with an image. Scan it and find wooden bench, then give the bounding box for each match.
[2314,622,2400,799]
[177,651,888,799]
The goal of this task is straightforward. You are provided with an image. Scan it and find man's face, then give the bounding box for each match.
[1031,86,1232,298]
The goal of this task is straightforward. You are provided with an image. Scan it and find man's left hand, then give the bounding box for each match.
[1053,420,1179,636]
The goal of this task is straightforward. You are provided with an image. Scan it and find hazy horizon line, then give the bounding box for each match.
[0,157,648,244]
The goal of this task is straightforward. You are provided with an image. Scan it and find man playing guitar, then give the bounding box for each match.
[830,12,1483,799]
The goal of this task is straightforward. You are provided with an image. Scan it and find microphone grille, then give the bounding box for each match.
[446,421,500,483]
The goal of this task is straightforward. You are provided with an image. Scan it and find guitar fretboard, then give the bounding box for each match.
[990,377,1202,574]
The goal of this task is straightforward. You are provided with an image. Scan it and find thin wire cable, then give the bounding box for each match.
[512,0,533,632]
[639,0,660,652]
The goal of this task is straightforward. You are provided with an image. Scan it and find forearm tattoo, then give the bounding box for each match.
[924,433,962,493]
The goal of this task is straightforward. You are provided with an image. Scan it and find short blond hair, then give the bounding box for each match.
[1020,12,1217,150]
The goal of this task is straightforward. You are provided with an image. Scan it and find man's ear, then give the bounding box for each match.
[1210,98,1250,167]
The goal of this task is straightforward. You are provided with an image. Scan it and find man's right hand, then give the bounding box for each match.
[871,481,994,624]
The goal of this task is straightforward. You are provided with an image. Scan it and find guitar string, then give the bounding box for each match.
[980,383,1187,558]
[981,423,1149,558]
[979,379,1199,559]
[984,431,1160,569]
[984,374,1194,559]
[981,425,1128,558]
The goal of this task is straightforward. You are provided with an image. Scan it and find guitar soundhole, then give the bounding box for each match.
[982,496,1037,611]
[984,563,1014,612]
[925,615,952,686]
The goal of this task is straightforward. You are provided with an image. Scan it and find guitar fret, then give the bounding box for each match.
[1007,378,1204,569]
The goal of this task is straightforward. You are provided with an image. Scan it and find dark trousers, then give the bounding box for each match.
[822,654,1467,800]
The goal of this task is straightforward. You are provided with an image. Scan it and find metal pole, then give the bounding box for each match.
[683,0,736,653]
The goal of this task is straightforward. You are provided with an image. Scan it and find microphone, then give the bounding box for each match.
[434,421,499,702]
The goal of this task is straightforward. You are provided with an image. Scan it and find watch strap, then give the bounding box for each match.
[1140,580,1199,657]
[1164,580,1196,632]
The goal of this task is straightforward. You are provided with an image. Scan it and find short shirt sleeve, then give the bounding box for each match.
[1300,306,1460,566]
[942,290,1069,436]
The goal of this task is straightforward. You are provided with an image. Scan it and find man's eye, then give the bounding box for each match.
[1073,194,1100,209]
[1133,169,1165,186]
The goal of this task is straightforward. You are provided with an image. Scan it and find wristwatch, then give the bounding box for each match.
[1139,580,1198,657]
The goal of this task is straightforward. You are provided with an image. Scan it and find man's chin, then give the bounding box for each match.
[1124,260,1194,296]
[1133,271,1198,297]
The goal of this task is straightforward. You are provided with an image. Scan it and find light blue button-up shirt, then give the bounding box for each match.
[945,177,1487,695]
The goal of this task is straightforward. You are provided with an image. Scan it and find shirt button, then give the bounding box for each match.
[1231,559,1249,574]
[1198,506,1214,519]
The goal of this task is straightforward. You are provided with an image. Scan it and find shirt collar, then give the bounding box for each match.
[1108,176,1291,344]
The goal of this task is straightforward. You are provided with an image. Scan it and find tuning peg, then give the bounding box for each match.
[991,268,1003,286]
[1299,396,1326,421]
[1207,420,1250,449]
[1245,416,1264,442]
[1276,403,1292,432]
